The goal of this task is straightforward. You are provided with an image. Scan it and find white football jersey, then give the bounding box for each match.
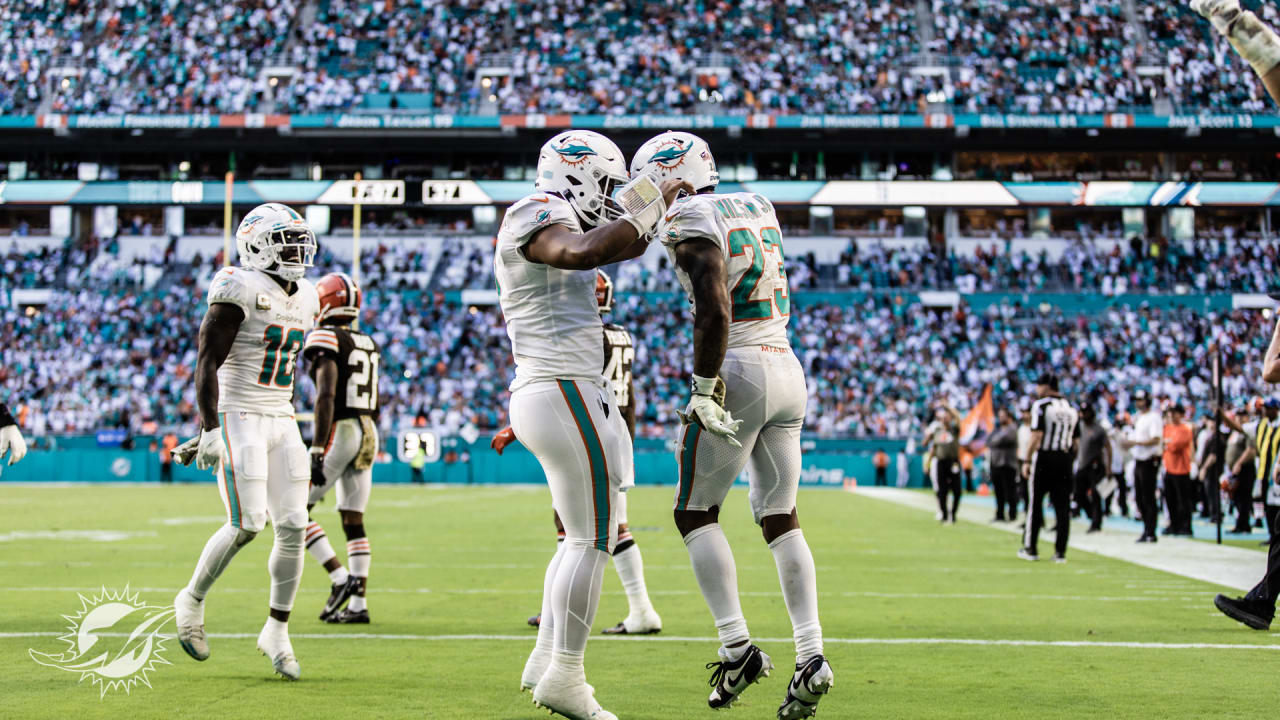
[494,193,604,391]
[206,267,319,416]
[659,192,791,349]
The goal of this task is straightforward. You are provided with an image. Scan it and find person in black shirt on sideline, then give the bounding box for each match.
[1075,403,1111,533]
[986,408,1020,523]
[1019,373,1080,563]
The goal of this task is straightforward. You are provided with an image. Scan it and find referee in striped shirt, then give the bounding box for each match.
[1019,373,1080,563]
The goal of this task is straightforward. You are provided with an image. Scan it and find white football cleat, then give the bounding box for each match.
[777,655,834,720]
[602,608,662,635]
[173,588,209,661]
[520,647,551,692]
[257,622,300,680]
[532,664,615,720]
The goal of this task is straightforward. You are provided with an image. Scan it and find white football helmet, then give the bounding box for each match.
[629,131,719,193]
[534,130,629,228]
[235,203,316,282]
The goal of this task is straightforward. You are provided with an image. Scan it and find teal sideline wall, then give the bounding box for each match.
[0,435,927,488]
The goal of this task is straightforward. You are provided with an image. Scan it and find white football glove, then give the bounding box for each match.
[172,435,200,466]
[676,375,743,448]
[195,427,226,471]
[1192,0,1241,35]
[0,424,27,465]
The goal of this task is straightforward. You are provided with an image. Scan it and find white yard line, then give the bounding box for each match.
[854,487,1263,592]
[5,631,1279,650]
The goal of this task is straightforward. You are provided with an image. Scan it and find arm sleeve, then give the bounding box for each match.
[0,402,15,428]
[206,267,253,313]
[658,197,725,251]
[501,195,580,248]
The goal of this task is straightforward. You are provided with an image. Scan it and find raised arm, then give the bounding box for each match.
[523,179,692,270]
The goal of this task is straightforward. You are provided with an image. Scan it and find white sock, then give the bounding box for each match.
[305,520,336,562]
[188,523,250,601]
[612,541,655,617]
[534,540,567,657]
[268,525,305,612]
[768,529,824,664]
[328,566,349,585]
[684,523,750,657]
[346,536,370,611]
[550,541,609,670]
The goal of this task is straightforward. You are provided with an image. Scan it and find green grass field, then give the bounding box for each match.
[2,483,1277,719]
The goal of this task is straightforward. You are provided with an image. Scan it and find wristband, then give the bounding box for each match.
[615,174,666,237]
[309,446,325,456]
[691,374,718,396]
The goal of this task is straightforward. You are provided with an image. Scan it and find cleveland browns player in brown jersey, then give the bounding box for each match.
[493,269,662,635]
[302,272,381,624]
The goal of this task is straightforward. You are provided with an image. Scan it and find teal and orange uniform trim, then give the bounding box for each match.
[217,413,242,528]
[676,423,701,510]
[556,380,611,551]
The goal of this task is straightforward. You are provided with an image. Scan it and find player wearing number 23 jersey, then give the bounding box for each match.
[634,131,831,720]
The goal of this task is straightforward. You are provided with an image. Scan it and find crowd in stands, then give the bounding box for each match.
[2,234,1274,443]
[0,0,1271,115]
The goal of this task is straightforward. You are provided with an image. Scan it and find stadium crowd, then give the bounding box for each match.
[1,236,1270,447]
[0,0,1271,115]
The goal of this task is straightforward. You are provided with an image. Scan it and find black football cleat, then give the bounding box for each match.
[707,644,773,709]
[1214,594,1274,630]
[319,576,359,621]
[325,607,370,624]
[527,613,541,628]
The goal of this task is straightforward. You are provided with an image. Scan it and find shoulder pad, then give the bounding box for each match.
[304,328,340,355]
[501,193,579,247]
[658,194,721,248]
[207,267,253,311]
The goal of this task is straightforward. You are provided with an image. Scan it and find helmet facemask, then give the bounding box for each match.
[259,227,316,281]
[567,167,629,228]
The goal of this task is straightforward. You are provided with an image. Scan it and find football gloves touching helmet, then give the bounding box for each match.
[677,374,742,448]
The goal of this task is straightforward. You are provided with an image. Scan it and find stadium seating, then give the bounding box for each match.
[1,237,1266,442]
[2,0,1270,115]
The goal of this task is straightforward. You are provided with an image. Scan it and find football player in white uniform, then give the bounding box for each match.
[632,131,833,719]
[171,203,320,681]
[496,129,690,720]
[494,269,662,637]
[1193,0,1280,104]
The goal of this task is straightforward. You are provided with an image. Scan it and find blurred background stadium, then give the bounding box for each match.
[2,0,1279,489]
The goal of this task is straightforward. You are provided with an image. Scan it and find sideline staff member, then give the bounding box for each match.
[1123,390,1164,544]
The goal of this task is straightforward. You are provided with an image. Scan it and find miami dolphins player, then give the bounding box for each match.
[632,131,833,719]
[494,269,663,637]
[171,203,320,681]
[497,129,690,720]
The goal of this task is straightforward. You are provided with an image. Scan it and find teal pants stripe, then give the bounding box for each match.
[217,413,241,528]
[677,423,701,511]
[557,380,611,552]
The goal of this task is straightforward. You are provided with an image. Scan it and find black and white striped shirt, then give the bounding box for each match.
[1030,396,1080,454]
